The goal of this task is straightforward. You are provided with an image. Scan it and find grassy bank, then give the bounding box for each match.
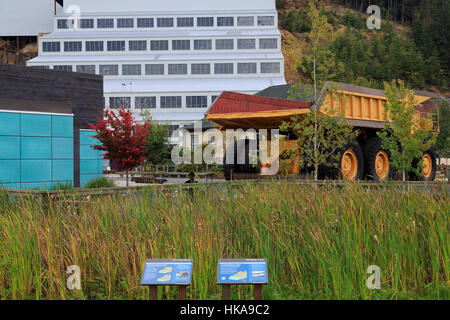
[0,182,448,300]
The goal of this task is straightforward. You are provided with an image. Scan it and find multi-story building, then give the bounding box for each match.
[0,0,62,37]
[27,0,286,144]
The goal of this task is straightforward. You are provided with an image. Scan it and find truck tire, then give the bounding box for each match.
[338,142,364,181]
[410,148,437,181]
[363,137,396,181]
[318,142,364,181]
[318,164,336,180]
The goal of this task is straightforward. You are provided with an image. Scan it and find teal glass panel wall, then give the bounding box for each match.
[0,136,20,159]
[0,112,20,136]
[52,116,73,137]
[21,114,52,137]
[52,138,73,159]
[21,137,52,159]
[0,111,74,190]
[0,160,20,183]
[79,130,103,187]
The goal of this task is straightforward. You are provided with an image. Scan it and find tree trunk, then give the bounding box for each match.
[401,0,406,25]
[126,170,129,187]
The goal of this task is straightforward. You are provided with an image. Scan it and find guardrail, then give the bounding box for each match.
[2,179,448,202]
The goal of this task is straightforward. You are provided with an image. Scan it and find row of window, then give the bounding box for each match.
[57,16,275,30]
[108,95,220,109]
[33,62,282,76]
[42,38,279,53]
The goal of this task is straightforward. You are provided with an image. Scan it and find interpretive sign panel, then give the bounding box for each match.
[141,259,193,286]
[217,259,268,284]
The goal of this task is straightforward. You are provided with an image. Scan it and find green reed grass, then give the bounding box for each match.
[0,182,448,300]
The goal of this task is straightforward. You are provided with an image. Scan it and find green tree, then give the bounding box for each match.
[140,109,172,165]
[285,0,345,180]
[280,111,358,180]
[377,80,437,181]
[435,100,449,157]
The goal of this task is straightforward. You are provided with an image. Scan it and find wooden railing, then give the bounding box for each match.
[2,180,447,203]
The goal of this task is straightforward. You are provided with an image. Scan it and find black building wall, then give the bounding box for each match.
[0,64,104,187]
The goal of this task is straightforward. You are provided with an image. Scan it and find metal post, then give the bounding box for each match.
[254,284,263,300]
[149,285,158,300]
[178,286,187,300]
[222,284,231,300]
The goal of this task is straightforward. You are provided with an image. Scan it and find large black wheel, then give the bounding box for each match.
[339,142,364,181]
[363,136,396,181]
[318,142,364,181]
[318,163,336,180]
[410,148,437,181]
[223,139,258,180]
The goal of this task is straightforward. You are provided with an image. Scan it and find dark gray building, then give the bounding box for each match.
[0,64,104,188]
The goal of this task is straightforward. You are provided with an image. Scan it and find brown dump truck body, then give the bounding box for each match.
[207,82,440,132]
[318,82,440,132]
[206,82,442,181]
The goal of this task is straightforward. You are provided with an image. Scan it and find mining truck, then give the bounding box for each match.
[206,82,441,181]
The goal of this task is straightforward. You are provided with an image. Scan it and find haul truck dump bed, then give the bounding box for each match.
[206,82,441,181]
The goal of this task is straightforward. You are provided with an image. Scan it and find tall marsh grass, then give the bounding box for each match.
[0,182,448,300]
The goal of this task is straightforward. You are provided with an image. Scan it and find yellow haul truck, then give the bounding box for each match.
[206,82,441,181]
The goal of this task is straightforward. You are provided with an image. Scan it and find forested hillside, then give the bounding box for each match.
[277,0,449,94]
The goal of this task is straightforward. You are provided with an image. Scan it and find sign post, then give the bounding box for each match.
[140,259,193,300]
[217,259,268,300]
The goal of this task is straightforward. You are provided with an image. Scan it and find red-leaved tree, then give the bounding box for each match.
[89,106,150,186]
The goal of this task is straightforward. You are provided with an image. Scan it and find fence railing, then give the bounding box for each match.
[2,179,448,203]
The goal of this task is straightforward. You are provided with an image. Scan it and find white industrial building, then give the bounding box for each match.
[26,0,286,144]
[0,0,62,36]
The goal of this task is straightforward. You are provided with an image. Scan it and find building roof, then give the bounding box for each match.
[62,0,276,13]
[183,118,220,131]
[255,84,314,101]
[207,91,313,114]
[0,98,73,115]
[104,77,286,93]
[206,91,312,129]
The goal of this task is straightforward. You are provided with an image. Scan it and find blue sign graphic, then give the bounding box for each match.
[217,259,268,284]
[141,259,193,285]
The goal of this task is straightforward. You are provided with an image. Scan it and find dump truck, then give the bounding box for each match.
[206,82,441,181]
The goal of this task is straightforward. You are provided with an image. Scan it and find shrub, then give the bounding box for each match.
[84,176,115,189]
[320,9,338,26]
[279,9,311,33]
[342,12,364,30]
